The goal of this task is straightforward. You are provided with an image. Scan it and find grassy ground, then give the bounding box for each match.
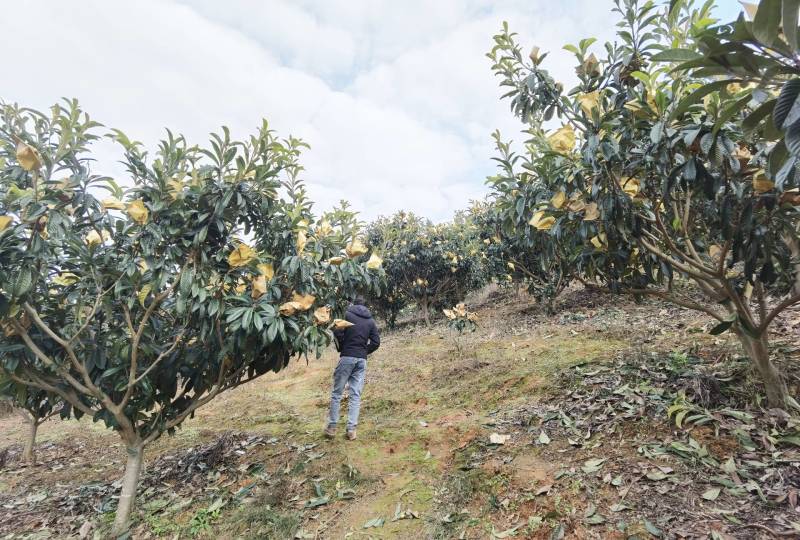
[1,287,798,539]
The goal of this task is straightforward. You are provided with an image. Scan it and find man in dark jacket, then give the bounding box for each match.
[325,296,380,440]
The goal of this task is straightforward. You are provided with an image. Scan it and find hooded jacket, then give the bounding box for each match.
[334,304,380,359]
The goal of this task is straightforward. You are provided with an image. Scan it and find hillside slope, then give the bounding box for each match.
[1,287,798,539]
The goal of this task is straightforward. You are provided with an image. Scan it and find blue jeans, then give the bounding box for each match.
[327,356,367,431]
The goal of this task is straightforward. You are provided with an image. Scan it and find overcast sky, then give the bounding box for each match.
[4,1,741,222]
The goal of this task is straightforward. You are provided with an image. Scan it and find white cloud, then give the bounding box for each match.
[2,0,697,222]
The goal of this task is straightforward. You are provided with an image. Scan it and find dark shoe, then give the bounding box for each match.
[345,430,357,440]
[324,426,336,439]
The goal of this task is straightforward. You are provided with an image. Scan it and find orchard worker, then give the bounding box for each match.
[325,296,381,440]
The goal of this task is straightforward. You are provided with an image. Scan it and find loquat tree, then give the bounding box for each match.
[487,0,799,406]
[0,100,382,534]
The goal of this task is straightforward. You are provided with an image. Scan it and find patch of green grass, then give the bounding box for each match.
[232,505,301,540]
[365,396,401,415]
[350,442,380,462]
[401,478,434,508]
[244,413,292,427]
[401,441,438,472]
[397,335,449,359]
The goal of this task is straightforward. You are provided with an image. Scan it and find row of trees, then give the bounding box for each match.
[365,211,486,327]
[485,0,800,407]
[0,101,383,534]
[362,203,571,327]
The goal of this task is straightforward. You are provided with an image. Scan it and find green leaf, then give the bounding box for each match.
[773,78,800,129]
[585,514,606,525]
[651,49,702,62]
[12,268,32,297]
[778,435,800,446]
[742,98,776,134]
[753,0,782,45]
[701,487,721,501]
[713,95,751,135]
[672,80,732,120]
[492,526,519,538]
[709,318,735,335]
[179,268,193,294]
[305,496,329,508]
[582,458,606,473]
[644,519,663,537]
[0,294,9,317]
[550,523,565,540]
[720,456,737,474]
[363,517,385,528]
[207,497,226,513]
[769,140,790,176]
[786,116,800,157]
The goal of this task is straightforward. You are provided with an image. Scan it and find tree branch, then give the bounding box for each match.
[121,275,182,408]
[129,329,185,387]
[637,237,718,283]
[6,369,94,416]
[754,280,767,324]
[759,291,800,333]
[10,320,93,396]
[67,278,120,345]
[21,303,109,404]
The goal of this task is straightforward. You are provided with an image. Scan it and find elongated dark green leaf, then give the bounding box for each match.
[713,95,751,135]
[672,80,733,119]
[754,0,782,45]
[179,268,193,294]
[669,0,683,17]
[785,117,800,156]
[651,49,702,63]
[709,318,735,335]
[773,78,800,129]
[13,268,32,297]
[783,0,800,51]
[742,98,776,133]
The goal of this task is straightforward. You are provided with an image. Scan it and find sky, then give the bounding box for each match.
[3,0,742,222]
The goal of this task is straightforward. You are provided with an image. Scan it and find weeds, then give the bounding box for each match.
[188,507,219,536]
[234,505,300,540]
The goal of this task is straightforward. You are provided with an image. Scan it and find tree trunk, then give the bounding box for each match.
[738,331,789,407]
[112,443,144,536]
[544,296,555,316]
[22,419,38,464]
[420,296,430,326]
[784,231,800,296]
